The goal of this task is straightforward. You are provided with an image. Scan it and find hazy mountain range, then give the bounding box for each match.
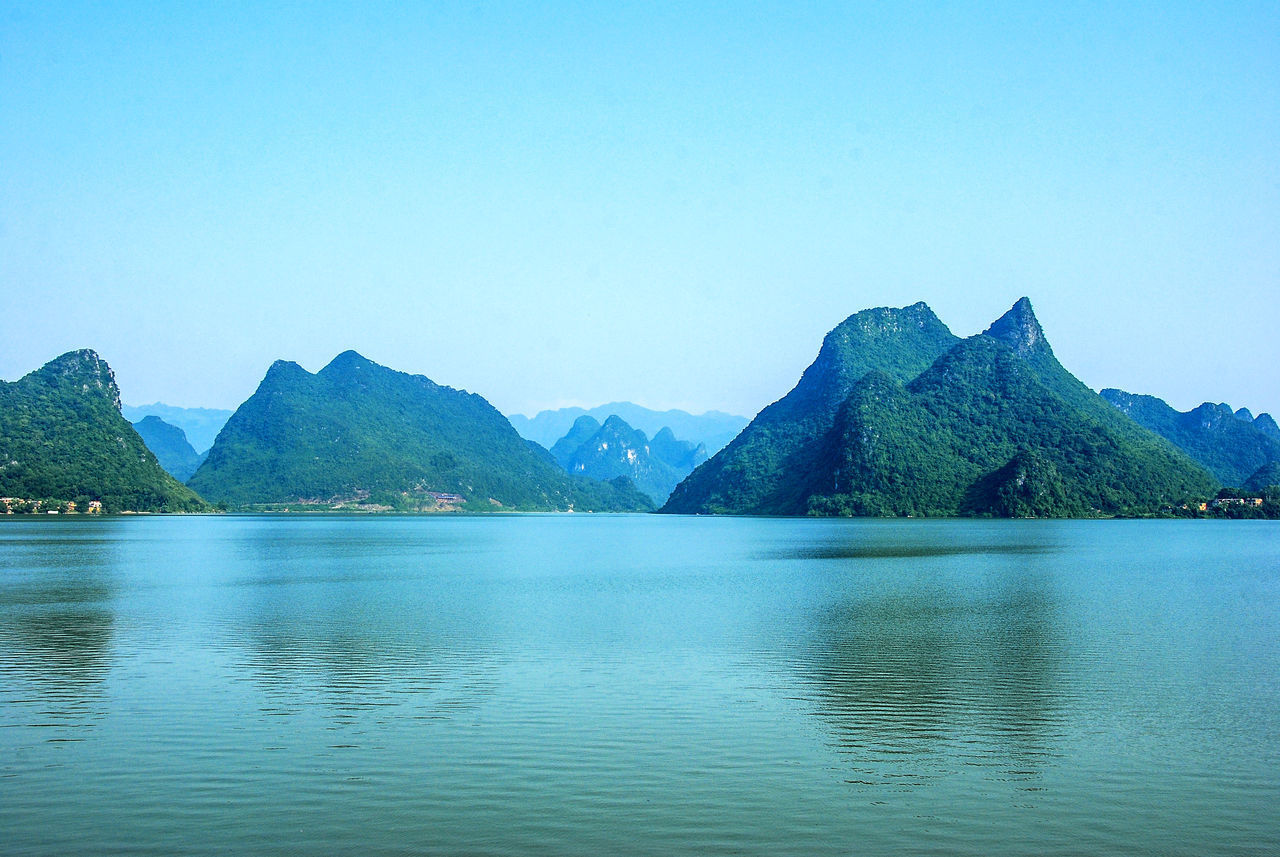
[509,404,747,455]
[131,416,208,482]
[120,403,232,454]
[549,414,708,504]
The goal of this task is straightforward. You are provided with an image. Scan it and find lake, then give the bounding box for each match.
[1,515,1277,855]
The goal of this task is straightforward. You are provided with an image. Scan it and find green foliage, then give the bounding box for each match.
[1244,461,1280,493]
[1100,390,1280,485]
[0,351,208,512]
[187,351,651,512]
[665,301,960,514]
[665,299,1218,518]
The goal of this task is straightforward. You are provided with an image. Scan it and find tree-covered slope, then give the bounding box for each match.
[1100,390,1280,485]
[187,351,652,511]
[809,332,1214,516]
[664,299,1215,517]
[1245,461,1280,492]
[663,301,960,514]
[132,415,207,481]
[0,351,208,512]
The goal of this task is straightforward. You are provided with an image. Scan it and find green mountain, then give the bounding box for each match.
[554,415,690,504]
[664,301,961,514]
[132,415,207,482]
[1099,390,1280,486]
[121,403,232,453]
[1245,462,1280,492]
[664,299,1216,517]
[187,351,653,512]
[509,403,748,454]
[1254,414,1280,441]
[0,350,208,512]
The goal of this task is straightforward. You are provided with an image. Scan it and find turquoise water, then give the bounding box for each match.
[1,515,1277,855]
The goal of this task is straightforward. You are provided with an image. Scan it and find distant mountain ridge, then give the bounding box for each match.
[132,415,207,482]
[121,403,232,453]
[664,299,1216,517]
[188,351,653,512]
[1100,390,1280,486]
[509,403,747,454]
[0,351,207,512]
[549,415,707,504]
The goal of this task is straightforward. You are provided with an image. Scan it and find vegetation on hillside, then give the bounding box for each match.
[665,301,960,514]
[188,351,652,512]
[1100,390,1280,485]
[0,351,208,512]
[664,299,1217,517]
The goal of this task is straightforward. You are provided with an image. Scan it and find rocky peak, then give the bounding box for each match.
[39,349,121,410]
[321,350,377,376]
[982,297,1050,358]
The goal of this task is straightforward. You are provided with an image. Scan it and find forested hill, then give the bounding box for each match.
[663,301,961,514]
[663,299,1216,517]
[1100,390,1280,486]
[187,351,653,512]
[0,350,208,512]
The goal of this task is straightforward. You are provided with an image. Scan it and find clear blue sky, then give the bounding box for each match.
[2,1,1277,419]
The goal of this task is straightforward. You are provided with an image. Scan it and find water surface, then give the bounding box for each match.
[1,516,1277,855]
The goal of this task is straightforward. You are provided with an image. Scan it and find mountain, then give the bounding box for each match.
[552,415,691,504]
[508,404,748,454]
[550,416,602,468]
[664,301,961,514]
[187,351,653,512]
[1244,462,1280,492]
[0,351,208,512]
[120,403,232,453]
[1251,413,1280,441]
[649,427,708,472]
[664,299,1216,517]
[132,415,207,482]
[1100,390,1280,486]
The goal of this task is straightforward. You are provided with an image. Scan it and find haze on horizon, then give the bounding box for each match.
[2,2,1277,419]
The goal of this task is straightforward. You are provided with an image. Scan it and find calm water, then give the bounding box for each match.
[1,515,1277,856]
